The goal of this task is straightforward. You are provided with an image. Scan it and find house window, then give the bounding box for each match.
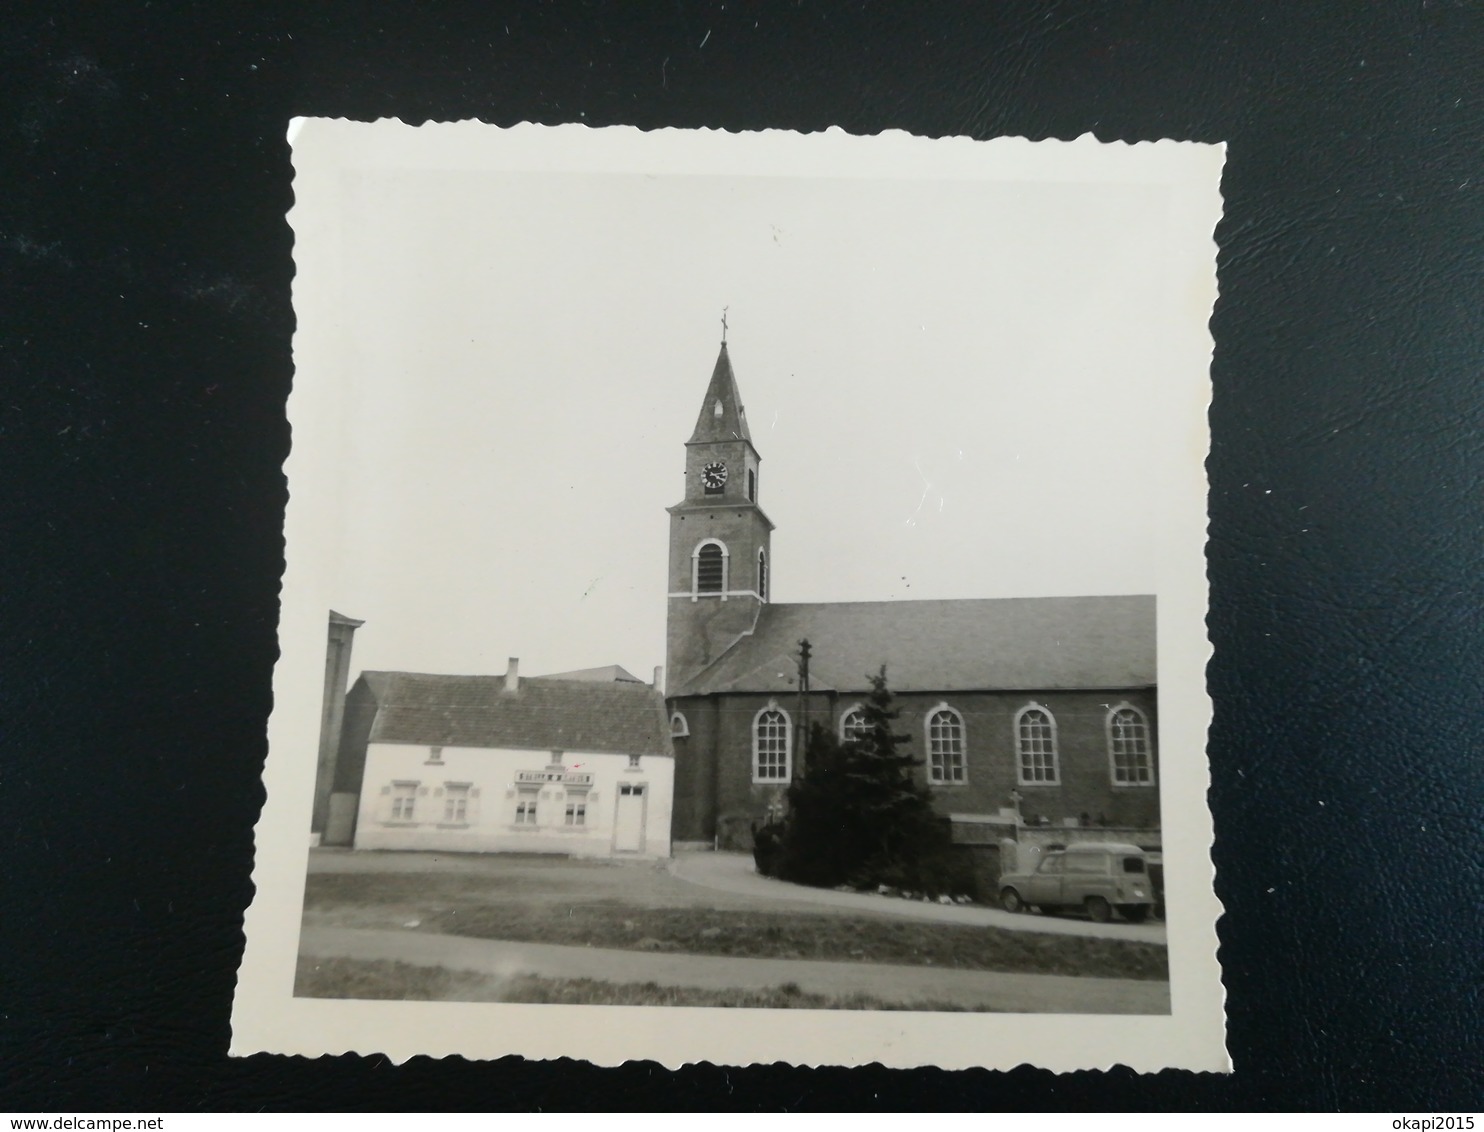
[565,802,587,826]
[514,795,539,824]
[756,548,768,601]
[628,753,642,768]
[840,706,869,743]
[694,540,726,594]
[390,782,418,821]
[426,746,443,764]
[753,703,792,783]
[670,711,689,738]
[1016,704,1059,785]
[443,783,470,823]
[927,706,966,784]
[1108,705,1155,785]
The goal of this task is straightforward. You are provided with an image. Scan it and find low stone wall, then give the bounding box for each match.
[1015,825,1162,854]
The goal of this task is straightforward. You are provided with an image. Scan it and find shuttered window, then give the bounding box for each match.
[696,543,725,593]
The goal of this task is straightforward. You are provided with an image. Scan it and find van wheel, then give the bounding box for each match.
[1000,888,1024,914]
[1119,905,1150,923]
[1085,896,1113,923]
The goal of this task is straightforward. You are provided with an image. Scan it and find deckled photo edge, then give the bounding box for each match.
[233,121,1228,1073]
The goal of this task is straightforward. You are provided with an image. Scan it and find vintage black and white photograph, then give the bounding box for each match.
[234,122,1225,1070]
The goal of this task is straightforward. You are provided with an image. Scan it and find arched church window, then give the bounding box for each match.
[1015,704,1059,785]
[756,548,768,601]
[1107,704,1155,785]
[748,469,756,502]
[926,705,967,784]
[753,703,792,783]
[839,706,869,743]
[694,540,726,594]
[670,711,690,738]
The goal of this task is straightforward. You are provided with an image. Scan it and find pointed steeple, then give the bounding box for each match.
[688,342,752,444]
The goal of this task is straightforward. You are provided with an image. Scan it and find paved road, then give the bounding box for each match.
[299,925,1170,1014]
[670,851,1168,944]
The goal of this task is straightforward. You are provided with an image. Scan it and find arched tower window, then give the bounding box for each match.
[747,468,756,502]
[926,705,967,784]
[1015,704,1060,785]
[692,539,728,596]
[669,711,690,738]
[756,548,768,601]
[839,705,869,743]
[1107,704,1155,785]
[753,702,792,783]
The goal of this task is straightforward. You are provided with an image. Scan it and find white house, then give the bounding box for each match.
[337,659,675,859]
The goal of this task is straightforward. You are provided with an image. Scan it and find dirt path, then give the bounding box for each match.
[670,852,1168,943]
[299,925,1171,1014]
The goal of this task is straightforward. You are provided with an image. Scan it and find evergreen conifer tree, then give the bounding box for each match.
[766,665,962,895]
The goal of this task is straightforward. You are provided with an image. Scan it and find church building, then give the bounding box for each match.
[664,340,1161,852]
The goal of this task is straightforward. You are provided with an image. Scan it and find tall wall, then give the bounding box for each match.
[310,611,362,836]
[669,698,719,843]
[320,675,379,846]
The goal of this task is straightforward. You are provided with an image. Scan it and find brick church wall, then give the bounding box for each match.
[670,698,720,843]
[709,693,792,847]
[672,687,1159,849]
[890,688,1161,830]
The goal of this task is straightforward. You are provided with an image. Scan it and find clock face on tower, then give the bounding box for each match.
[702,462,728,493]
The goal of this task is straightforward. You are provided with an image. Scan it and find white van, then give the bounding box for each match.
[997,841,1156,923]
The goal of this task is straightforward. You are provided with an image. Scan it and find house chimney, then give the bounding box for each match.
[652,665,664,692]
[503,657,520,693]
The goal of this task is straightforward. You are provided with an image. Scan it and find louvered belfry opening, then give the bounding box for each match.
[696,543,725,593]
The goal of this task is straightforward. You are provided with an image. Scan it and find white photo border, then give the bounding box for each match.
[232,121,1227,1072]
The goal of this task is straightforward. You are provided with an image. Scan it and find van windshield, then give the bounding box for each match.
[1121,856,1146,874]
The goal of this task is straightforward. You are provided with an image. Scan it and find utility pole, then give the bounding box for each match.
[796,637,812,775]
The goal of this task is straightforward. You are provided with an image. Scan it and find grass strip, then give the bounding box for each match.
[305,874,1166,981]
[295,956,982,1011]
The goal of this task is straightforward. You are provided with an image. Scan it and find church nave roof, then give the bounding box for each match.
[670,594,1156,697]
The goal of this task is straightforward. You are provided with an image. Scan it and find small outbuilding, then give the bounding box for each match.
[334,659,675,859]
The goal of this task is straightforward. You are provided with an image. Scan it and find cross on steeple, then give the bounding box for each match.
[721,306,729,344]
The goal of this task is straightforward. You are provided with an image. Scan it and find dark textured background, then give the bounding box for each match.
[3,0,1482,1112]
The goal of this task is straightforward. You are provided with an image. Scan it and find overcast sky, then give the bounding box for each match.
[299,135,1197,686]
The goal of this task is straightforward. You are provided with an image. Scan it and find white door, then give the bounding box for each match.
[614,782,647,853]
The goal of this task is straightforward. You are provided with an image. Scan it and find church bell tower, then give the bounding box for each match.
[665,334,774,696]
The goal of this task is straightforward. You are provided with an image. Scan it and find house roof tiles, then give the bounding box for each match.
[535,664,646,684]
[358,671,673,757]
